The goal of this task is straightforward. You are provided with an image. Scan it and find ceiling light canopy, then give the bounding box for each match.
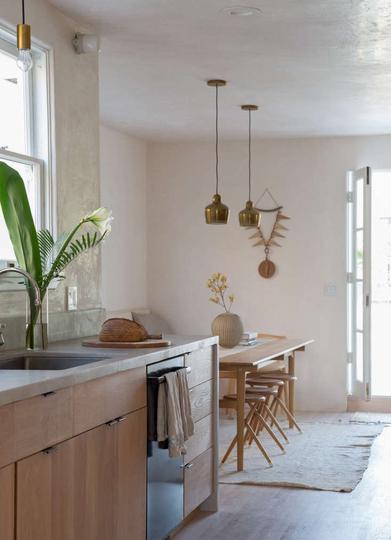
[221,5,262,17]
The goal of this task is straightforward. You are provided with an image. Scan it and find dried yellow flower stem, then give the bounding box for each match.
[206,272,235,313]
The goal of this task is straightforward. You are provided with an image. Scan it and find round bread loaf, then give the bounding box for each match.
[99,318,148,343]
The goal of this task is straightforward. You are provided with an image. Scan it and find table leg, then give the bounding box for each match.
[288,352,295,428]
[236,368,246,472]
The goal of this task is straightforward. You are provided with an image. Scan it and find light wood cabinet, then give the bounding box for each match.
[0,342,218,539]
[184,448,214,517]
[186,348,213,388]
[189,380,213,422]
[73,367,146,435]
[185,414,213,464]
[0,387,73,469]
[16,407,146,540]
[0,464,14,540]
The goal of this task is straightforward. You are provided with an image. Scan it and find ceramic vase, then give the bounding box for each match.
[211,312,243,348]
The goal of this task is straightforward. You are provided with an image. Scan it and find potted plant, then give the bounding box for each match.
[0,161,113,349]
[207,273,243,348]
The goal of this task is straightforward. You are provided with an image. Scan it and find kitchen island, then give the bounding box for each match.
[0,335,219,540]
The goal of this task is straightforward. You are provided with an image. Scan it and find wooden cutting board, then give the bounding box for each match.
[82,339,171,349]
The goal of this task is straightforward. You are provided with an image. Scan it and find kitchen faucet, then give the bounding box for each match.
[0,267,43,350]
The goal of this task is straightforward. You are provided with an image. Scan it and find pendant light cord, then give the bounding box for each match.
[22,0,26,24]
[248,109,252,201]
[215,84,219,195]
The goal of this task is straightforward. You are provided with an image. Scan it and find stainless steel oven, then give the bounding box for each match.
[147,356,185,540]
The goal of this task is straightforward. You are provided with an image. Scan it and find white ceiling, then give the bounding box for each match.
[48,0,391,141]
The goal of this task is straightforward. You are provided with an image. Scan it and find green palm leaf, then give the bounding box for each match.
[0,162,42,282]
[42,230,106,286]
[37,229,55,272]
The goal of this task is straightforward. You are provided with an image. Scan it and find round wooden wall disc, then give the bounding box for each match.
[258,259,276,278]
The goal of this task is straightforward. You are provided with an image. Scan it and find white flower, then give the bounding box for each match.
[85,207,113,235]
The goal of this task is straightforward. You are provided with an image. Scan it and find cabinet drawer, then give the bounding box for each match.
[190,380,213,423]
[73,368,146,435]
[0,388,73,468]
[185,414,213,464]
[184,448,213,517]
[186,348,213,388]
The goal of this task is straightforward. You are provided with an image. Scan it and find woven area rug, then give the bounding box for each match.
[219,413,390,492]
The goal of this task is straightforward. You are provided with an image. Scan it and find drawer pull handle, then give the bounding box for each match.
[42,391,56,398]
[43,446,57,455]
[184,463,193,470]
[106,416,127,427]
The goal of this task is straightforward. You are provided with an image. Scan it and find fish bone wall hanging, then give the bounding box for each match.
[249,188,290,278]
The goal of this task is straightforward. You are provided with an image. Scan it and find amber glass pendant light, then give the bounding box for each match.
[238,105,260,227]
[17,0,33,72]
[205,80,229,225]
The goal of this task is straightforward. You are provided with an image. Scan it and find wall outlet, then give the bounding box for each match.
[67,286,78,311]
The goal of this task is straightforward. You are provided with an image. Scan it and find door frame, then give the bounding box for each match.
[347,166,372,401]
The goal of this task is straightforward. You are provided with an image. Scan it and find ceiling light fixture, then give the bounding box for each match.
[239,105,261,227]
[205,80,229,225]
[222,5,262,17]
[17,0,33,72]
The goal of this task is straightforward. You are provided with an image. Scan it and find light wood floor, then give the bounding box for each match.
[177,422,391,540]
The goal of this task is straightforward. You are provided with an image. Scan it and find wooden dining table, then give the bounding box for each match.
[219,335,314,471]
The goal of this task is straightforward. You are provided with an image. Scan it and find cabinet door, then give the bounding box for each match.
[0,464,14,540]
[184,448,213,517]
[114,408,147,540]
[17,408,147,540]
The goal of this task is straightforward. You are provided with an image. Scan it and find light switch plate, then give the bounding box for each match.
[324,283,337,297]
[67,286,78,311]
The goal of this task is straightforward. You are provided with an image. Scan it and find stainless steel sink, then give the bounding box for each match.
[0,353,111,371]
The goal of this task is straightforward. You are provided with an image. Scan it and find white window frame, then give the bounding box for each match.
[0,22,55,289]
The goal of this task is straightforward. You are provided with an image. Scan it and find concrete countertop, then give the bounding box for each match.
[0,335,218,407]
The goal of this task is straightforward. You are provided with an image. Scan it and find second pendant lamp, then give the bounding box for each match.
[205,80,229,225]
[239,105,261,227]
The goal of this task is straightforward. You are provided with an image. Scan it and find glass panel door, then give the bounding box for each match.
[370,171,391,396]
[347,167,371,400]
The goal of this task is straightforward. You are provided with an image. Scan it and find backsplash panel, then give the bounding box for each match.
[0,308,105,350]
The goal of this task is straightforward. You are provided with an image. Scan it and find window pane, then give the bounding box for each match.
[356,229,363,279]
[356,177,364,229]
[356,332,363,383]
[0,160,36,261]
[356,281,363,331]
[0,47,28,154]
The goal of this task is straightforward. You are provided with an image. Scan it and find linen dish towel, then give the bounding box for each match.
[157,368,194,458]
[177,368,194,439]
